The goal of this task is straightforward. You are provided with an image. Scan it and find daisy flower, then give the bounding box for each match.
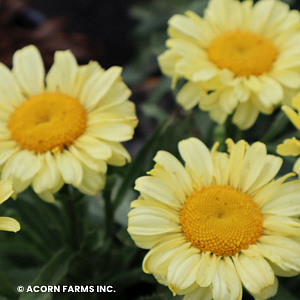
[277,93,300,175]
[158,0,300,129]
[0,180,20,232]
[128,137,300,300]
[0,45,138,202]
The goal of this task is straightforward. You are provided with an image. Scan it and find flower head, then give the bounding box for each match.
[0,45,138,202]
[0,180,20,233]
[128,137,300,300]
[158,0,300,129]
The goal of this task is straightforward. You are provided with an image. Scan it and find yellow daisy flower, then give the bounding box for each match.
[0,180,20,232]
[277,93,300,175]
[158,0,300,130]
[0,45,138,202]
[128,137,300,300]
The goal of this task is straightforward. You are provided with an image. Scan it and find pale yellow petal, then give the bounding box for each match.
[0,64,25,107]
[179,138,214,187]
[37,190,56,203]
[12,45,45,96]
[261,180,300,216]
[56,151,83,186]
[80,66,122,111]
[233,250,275,296]
[135,176,184,207]
[293,157,300,175]
[74,135,112,160]
[196,252,220,287]
[46,50,78,95]
[251,0,291,34]
[32,152,61,194]
[219,88,238,114]
[0,216,20,232]
[128,231,171,250]
[253,173,295,207]
[258,235,300,273]
[292,92,300,110]
[69,145,107,173]
[238,142,266,191]
[268,261,300,277]
[147,168,186,204]
[245,75,262,93]
[281,105,300,129]
[1,150,41,181]
[168,14,202,41]
[183,286,212,300]
[257,76,283,106]
[8,177,31,194]
[232,100,260,130]
[167,38,205,61]
[177,82,202,110]
[223,139,247,188]
[72,61,102,97]
[278,138,299,158]
[86,122,134,142]
[92,81,132,112]
[209,108,229,125]
[128,206,180,236]
[251,277,278,300]
[263,215,300,237]
[95,101,137,119]
[157,49,181,77]
[105,141,131,166]
[234,79,251,102]
[247,155,282,195]
[271,70,300,89]
[0,180,13,204]
[167,248,200,291]
[142,235,189,275]
[77,164,105,195]
[212,256,242,300]
[153,150,193,196]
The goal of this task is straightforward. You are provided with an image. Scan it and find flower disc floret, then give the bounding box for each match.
[181,185,263,256]
[208,31,278,77]
[8,92,87,153]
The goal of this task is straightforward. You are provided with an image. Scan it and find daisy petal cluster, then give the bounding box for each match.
[158,0,300,130]
[0,180,20,233]
[0,45,138,202]
[277,93,300,175]
[128,137,300,300]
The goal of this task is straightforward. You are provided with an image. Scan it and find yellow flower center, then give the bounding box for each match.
[8,92,87,153]
[180,185,263,256]
[207,30,278,77]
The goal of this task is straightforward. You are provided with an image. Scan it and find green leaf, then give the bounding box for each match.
[19,246,75,300]
[116,227,136,247]
[272,284,298,300]
[261,110,291,143]
[0,269,18,299]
